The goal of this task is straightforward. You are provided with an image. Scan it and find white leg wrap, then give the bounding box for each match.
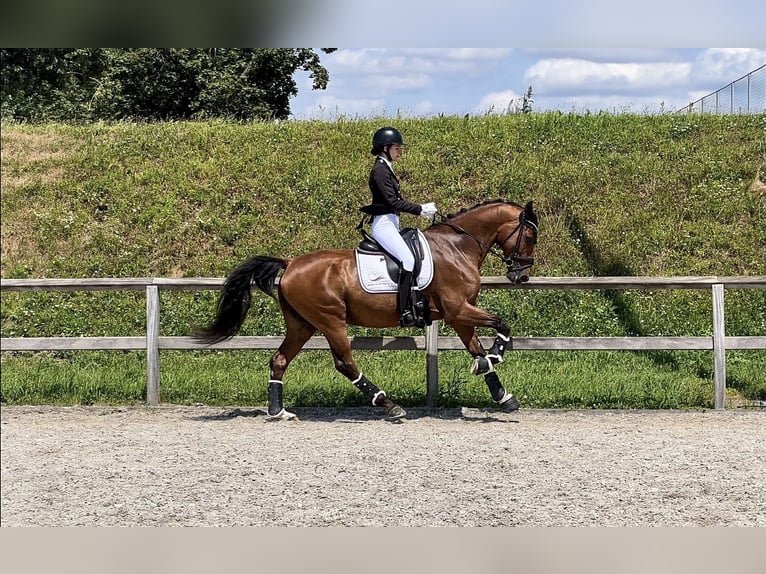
[372,390,387,406]
[265,408,297,421]
[471,355,494,375]
[497,390,515,405]
[352,373,386,405]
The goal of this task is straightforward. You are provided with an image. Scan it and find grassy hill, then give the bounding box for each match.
[2,114,765,407]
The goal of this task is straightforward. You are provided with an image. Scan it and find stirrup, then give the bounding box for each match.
[265,408,298,421]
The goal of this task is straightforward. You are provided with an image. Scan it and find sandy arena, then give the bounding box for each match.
[1,405,764,526]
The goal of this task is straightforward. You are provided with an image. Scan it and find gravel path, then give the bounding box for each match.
[2,405,764,526]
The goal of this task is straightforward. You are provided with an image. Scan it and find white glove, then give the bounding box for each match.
[419,202,438,219]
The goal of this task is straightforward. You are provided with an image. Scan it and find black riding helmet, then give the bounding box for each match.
[371,127,404,155]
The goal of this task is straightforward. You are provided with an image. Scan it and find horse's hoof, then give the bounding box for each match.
[265,408,298,421]
[387,405,407,419]
[498,395,520,413]
[470,356,493,376]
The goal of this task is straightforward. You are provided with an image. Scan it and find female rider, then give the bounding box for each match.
[360,127,437,327]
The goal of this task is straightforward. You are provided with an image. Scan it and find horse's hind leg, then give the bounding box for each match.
[266,298,316,421]
[322,326,407,419]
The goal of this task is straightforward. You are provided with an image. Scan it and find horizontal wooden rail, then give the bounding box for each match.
[3,335,765,353]
[2,275,766,291]
[2,275,765,410]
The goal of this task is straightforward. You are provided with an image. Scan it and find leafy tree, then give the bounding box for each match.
[0,48,106,121]
[89,49,199,120]
[190,48,334,120]
[0,48,336,121]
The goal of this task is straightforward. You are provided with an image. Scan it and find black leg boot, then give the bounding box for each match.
[352,373,407,419]
[397,269,416,327]
[265,380,297,421]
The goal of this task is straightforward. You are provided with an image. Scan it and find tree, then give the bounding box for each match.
[0,49,107,121]
[90,49,200,120]
[190,49,335,120]
[0,48,337,121]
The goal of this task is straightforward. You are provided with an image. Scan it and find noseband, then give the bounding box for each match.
[434,210,538,283]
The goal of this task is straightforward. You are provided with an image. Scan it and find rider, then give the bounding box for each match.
[360,126,437,327]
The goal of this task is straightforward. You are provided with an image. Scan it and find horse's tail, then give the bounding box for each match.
[193,255,288,344]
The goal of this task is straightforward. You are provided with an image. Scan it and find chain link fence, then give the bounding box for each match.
[677,64,765,114]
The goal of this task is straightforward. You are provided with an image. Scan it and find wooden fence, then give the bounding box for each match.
[2,276,765,409]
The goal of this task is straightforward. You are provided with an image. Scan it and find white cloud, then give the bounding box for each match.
[365,73,432,92]
[331,48,511,75]
[333,49,386,69]
[521,49,683,63]
[525,59,692,95]
[401,48,513,61]
[693,49,766,83]
[306,48,515,114]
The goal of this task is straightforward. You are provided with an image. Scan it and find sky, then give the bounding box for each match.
[289,48,766,120]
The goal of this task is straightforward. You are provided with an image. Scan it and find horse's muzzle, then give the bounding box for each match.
[506,257,534,285]
[506,270,530,285]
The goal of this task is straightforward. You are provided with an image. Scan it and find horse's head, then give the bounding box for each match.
[433,199,538,284]
[497,201,538,284]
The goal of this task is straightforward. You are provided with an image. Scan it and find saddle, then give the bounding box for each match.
[354,227,433,326]
[354,228,434,295]
[357,227,423,283]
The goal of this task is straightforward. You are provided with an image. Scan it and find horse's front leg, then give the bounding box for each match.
[450,309,519,413]
[444,301,511,374]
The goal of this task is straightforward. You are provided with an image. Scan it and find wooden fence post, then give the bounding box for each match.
[712,283,726,410]
[146,285,160,406]
[425,320,440,408]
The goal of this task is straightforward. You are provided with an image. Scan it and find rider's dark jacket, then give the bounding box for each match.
[361,157,422,217]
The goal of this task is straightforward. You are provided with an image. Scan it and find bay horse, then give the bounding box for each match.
[194,200,538,420]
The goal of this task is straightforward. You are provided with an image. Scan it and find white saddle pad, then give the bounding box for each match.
[355,230,434,294]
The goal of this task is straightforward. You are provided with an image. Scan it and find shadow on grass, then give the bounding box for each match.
[565,211,684,371]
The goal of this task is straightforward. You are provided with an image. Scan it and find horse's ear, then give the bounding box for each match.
[524,201,538,227]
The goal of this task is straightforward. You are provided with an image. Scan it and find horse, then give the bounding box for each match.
[194,199,539,420]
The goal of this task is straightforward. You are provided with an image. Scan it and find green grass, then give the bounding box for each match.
[2,114,765,407]
[2,349,764,408]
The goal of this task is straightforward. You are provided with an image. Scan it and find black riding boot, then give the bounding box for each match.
[397,269,416,327]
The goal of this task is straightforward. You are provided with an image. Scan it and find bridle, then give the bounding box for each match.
[434,209,538,283]
[496,210,538,282]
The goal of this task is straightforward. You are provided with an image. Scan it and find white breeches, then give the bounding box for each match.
[371,213,415,272]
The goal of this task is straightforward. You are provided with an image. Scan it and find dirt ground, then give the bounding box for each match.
[1,405,764,526]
